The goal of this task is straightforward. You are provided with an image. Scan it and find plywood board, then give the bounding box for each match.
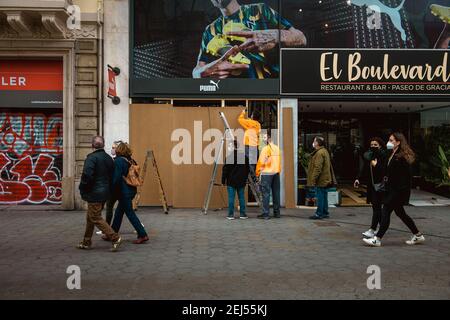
[129,104,174,206]
[171,107,245,208]
[283,108,295,208]
[130,104,246,209]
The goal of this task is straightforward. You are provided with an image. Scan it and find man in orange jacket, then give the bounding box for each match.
[256,132,282,219]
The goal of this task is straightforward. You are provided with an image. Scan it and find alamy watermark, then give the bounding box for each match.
[366,265,381,290]
[66,265,81,290]
[66,5,81,30]
[170,123,278,165]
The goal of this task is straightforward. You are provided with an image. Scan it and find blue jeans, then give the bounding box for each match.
[261,173,280,217]
[111,197,147,238]
[227,186,246,217]
[315,187,330,218]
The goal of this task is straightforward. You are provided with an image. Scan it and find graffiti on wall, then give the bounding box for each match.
[0,112,63,204]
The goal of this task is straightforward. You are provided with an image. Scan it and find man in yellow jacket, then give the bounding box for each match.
[238,109,261,172]
[256,132,281,219]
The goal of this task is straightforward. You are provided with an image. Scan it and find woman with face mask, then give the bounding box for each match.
[354,137,388,238]
[363,132,425,247]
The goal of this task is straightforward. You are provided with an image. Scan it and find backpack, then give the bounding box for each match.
[122,157,142,187]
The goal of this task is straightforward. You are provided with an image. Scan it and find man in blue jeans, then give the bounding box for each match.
[256,133,282,220]
[307,136,335,220]
[222,139,249,220]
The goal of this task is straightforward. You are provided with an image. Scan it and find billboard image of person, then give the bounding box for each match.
[192,0,307,79]
[279,0,450,96]
[131,0,308,95]
[280,0,449,49]
[431,4,449,48]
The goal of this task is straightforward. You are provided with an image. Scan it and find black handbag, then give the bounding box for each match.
[370,163,385,192]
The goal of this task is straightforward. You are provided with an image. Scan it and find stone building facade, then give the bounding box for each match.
[0,0,104,209]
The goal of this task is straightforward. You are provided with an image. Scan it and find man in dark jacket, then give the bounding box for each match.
[78,136,122,251]
[222,139,249,220]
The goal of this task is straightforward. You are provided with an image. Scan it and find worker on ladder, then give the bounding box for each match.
[238,109,261,182]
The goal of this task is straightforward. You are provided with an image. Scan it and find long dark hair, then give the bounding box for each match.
[391,132,415,164]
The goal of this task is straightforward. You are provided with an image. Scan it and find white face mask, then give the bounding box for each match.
[386,142,395,150]
[111,148,116,156]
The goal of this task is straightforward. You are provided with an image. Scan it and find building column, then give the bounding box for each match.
[279,98,298,208]
[103,0,130,153]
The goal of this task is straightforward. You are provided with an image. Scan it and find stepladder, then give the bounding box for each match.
[133,150,169,214]
[201,111,262,215]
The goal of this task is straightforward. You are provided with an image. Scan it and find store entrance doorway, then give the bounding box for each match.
[298,112,419,206]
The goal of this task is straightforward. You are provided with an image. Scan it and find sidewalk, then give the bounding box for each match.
[0,206,449,299]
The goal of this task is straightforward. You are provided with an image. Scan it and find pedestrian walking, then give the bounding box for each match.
[307,136,336,220]
[363,132,425,247]
[96,140,122,235]
[256,132,281,220]
[222,139,249,220]
[354,137,388,238]
[77,136,122,251]
[108,142,149,244]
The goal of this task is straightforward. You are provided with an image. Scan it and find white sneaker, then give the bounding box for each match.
[96,230,103,235]
[226,216,235,220]
[363,237,381,247]
[406,234,425,245]
[362,229,376,238]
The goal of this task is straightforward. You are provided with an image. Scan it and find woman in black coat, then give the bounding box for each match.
[222,139,250,220]
[354,137,388,238]
[363,132,425,247]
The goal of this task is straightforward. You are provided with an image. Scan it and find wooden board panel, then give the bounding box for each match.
[340,188,367,204]
[171,107,245,208]
[129,104,174,206]
[130,104,245,209]
[283,108,295,208]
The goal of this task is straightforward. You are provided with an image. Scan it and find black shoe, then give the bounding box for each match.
[322,215,330,219]
[309,215,322,220]
[257,214,271,220]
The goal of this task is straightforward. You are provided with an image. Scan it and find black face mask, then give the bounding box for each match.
[370,147,380,153]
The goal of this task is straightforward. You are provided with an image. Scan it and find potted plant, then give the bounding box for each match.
[435,145,450,197]
[416,124,450,198]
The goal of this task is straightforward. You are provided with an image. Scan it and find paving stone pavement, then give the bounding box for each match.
[0,205,449,300]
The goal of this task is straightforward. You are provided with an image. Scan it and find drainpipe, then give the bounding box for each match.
[97,0,104,136]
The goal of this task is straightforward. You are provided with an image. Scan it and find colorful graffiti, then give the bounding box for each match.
[0,112,63,204]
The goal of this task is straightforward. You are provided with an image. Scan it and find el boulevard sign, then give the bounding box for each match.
[281,49,449,96]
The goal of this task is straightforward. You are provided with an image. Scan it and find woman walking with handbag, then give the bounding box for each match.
[354,137,388,238]
[363,133,425,247]
[106,142,149,244]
